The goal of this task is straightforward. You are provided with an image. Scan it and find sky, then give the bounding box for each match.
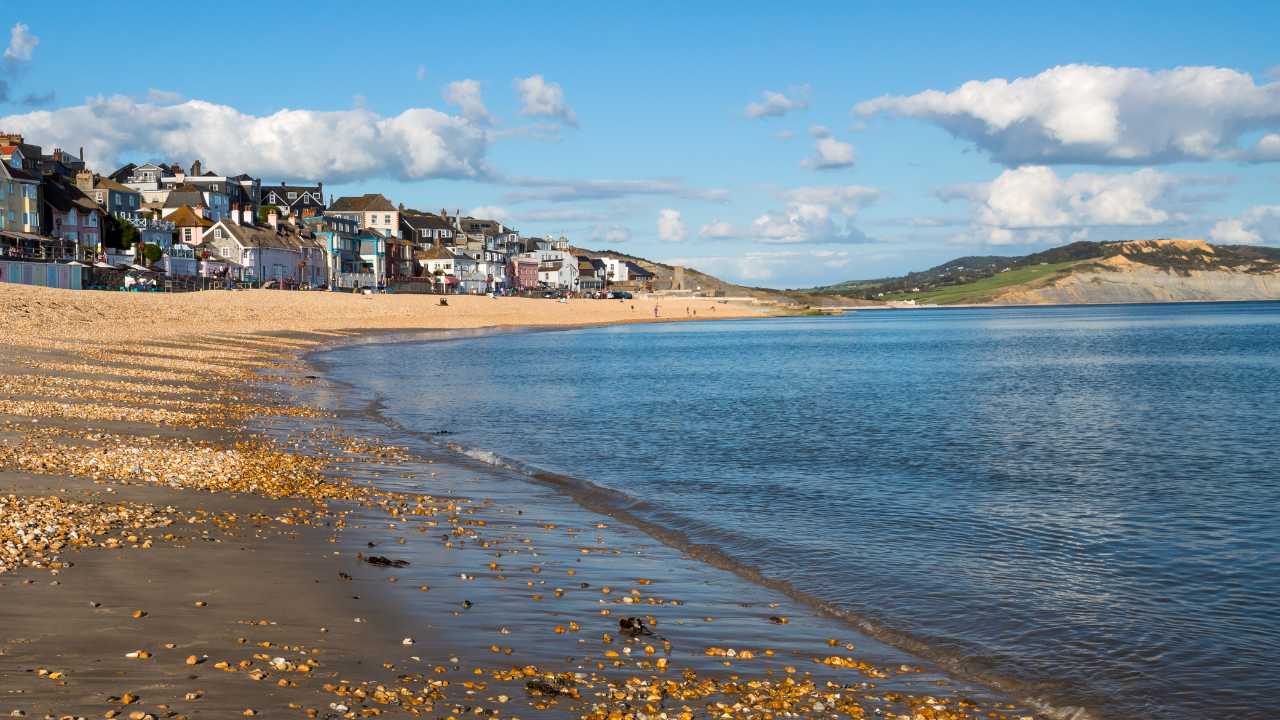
[1,2,1279,288]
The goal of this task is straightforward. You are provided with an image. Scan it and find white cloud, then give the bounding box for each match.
[745,86,810,119]
[855,64,1280,165]
[0,95,490,183]
[416,65,427,81]
[444,79,491,124]
[468,206,509,223]
[751,185,879,244]
[809,125,832,138]
[657,208,687,242]
[803,136,856,169]
[1209,206,1280,245]
[947,166,1184,244]
[3,23,37,63]
[590,224,632,244]
[514,75,577,127]
[699,220,734,239]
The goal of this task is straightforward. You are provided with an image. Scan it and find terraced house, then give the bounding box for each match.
[329,194,400,239]
[261,182,326,218]
[0,154,42,234]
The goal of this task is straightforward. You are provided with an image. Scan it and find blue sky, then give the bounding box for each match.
[3,2,1279,287]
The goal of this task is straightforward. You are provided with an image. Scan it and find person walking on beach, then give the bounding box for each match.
[654,305,660,318]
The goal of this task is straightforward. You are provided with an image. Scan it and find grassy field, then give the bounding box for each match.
[879,260,1084,304]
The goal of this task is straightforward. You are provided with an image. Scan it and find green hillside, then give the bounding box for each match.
[878,260,1082,304]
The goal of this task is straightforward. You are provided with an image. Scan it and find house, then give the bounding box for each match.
[120,162,178,205]
[203,214,325,286]
[600,256,630,284]
[577,255,603,290]
[303,214,362,287]
[41,175,105,260]
[416,243,460,292]
[626,261,655,286]
[400,210,455,248]
[0,159,42,234]
[329,194,400,239]
[161,184,211,220]
[508,255,539,290]
[75,171,142,218]
[262,182,325,218]
[0,133,43,173]
[166,205,213,246]
[40,147,86,178]
[159,164,232,221]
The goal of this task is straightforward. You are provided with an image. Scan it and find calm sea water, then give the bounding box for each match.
[319,302,1280,720]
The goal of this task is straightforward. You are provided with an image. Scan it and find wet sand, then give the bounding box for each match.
[0,285,1040,719]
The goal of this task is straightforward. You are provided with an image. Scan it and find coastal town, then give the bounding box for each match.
[0,132,660,295]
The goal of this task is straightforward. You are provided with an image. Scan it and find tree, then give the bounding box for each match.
[142,243,163,264]
[104,215,139,250]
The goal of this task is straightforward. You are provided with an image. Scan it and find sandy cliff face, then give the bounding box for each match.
[994,265,1280,305]
[992,239,1280,305]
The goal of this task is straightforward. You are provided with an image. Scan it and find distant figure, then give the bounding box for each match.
[439,297,449,306]
[693,308,697,316]
[654,305,660,318]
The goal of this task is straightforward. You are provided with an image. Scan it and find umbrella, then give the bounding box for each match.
[65,261,87,267]
[94,261,115,268]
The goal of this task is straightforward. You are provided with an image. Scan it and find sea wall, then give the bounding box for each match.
[994,266,1280,305]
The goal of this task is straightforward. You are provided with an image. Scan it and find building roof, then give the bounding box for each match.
[330,193,396,212]
[167,206,213,228]
[401,212,454,231]
[415,245,456,261]
[624,261,655,278]
[164,188,208,208]
[93,176,139,193]
[216,221,311,252]
[42,176,102,214]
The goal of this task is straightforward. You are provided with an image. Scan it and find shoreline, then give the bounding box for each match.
[0,285,1046,720]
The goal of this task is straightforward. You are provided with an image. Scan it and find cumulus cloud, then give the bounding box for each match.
[751,185,879,244]
[590,224,632,244]
[855,64,1280,165]
[1209,206,1280,245]
[945,165,1185,244]
[501,176,728,204]
[804,136,856,169]
[444,79,491,124]
[468,206,509,222]
[3,23,37,63]
[514,75,577,127]
[699,220,734,239]
[745,86,810,119]
[657,208,687,242]
[0,95,490,184]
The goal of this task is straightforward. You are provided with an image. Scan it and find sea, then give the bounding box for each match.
[311,301,1280,720]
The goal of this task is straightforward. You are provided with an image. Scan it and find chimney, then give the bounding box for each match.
[190,159,202,176]
[79,146,84,160]
[242,207,254,226]
[230,203,240,225]
[267,210,279,230]
[75,170,94,192]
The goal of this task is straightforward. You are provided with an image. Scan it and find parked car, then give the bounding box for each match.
[608,291,633,299]
[542,290,563,299]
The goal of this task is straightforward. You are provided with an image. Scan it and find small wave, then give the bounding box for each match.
[422,435,1101,720]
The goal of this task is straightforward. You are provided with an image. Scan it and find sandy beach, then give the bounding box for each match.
[0,285,1036,720]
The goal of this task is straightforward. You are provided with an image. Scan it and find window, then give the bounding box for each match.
[183,228,193,242]
[87,213,98,227]
[384,214,391,224]
[214,228,223,240]
[287,192,297,200]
